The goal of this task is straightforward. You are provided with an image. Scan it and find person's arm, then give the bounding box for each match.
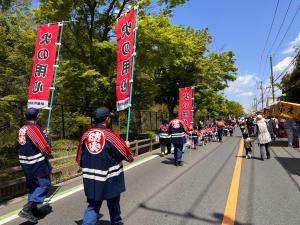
[105,130,134,163]
[26,125,52,155]
[76,131,89,165]
[180,121,189,135]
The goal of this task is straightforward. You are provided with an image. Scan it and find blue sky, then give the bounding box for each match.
[171,0,300,111]
[31,0,300,111]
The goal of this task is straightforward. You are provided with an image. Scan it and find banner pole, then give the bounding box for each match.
[189,87,195,154]
[126,5,139,142]
[47,22,64,130]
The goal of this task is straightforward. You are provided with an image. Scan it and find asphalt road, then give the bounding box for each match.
[1,132,300,225]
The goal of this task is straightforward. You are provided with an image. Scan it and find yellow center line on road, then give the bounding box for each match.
[221,138,244,225]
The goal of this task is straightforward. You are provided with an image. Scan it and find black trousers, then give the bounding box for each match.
[259,143,270,158]
[160,139,171,154]
[245,147,252,155]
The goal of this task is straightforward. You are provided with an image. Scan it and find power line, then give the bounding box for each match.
[258,0,280,76]
[268,0,293,54]
[273,3,300,56]
[274,51,299,82]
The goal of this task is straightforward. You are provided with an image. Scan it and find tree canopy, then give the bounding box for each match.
[0,0,243,145]
[279,51,300,104]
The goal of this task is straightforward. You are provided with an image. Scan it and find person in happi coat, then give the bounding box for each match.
[216,118,225,142]
[159,119,171,156]
[17,108,52,224]
[76,107,134,225]
[168,112,189,166]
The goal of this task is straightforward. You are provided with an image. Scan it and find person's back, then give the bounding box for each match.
[77,107,134,225]
[77,125,134,200]
[168,118,188,146]
[17,108,52,224]
[168,112,188,166]
[159,121,171,155]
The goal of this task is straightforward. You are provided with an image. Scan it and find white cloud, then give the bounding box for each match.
[226,74,259,95]
[273,56,295,76]
[240,92,254,97]
[282,32,300,54]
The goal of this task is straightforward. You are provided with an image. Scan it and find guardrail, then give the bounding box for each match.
[0,138,160,202]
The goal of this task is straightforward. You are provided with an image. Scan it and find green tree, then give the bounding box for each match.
[32,0,189,115]
[280,51,300,103]
[0,1,35,147]
[226,100,244,118]
[135,13,237,116]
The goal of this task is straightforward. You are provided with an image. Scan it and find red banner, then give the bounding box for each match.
[179,87,194,129]
[27,24,60,109]
[116,8,136,111]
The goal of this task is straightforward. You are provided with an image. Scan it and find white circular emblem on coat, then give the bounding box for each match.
[172,119,180,128]
[18,127,28,145]
[85,130,106,154]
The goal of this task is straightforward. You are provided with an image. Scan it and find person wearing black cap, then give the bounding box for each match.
[168,111,189,166]
[17,108,52,223]
[76,107,134,225]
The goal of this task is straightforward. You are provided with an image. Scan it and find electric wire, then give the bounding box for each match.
[268,0,293,54]
[273,3,300,56]
[258,0,280,77]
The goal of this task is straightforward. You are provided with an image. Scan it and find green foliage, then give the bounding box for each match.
[226,100,244,118]
[280,52,300,103]
[0,0,239,153]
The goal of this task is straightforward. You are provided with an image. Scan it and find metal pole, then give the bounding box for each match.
[269,55,275,103]
[190,87,195,152]
[47,22,64,130]
[260,81,264,111]
[126,5,139,141]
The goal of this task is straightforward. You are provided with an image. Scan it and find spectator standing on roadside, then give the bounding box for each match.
[272,116,279,137]
[284,119,297,147]
[266,116,276,141]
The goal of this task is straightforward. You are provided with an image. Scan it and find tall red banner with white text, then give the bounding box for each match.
[179,87,194,129]
[116,8,136,111]
[28,24,60,109]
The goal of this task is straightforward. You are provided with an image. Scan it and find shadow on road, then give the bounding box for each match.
[18,204,53,225]
[139,204,251,225]
[235,156,263,161]
[271,149,300,191]
[275,157,300,176]
[75,220,112,225]
[160,157,175,165]
[75,213,123,225]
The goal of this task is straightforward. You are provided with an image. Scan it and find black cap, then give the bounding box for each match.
[25,108,39,120]
[94,107,114,123]
[173,111,178,118]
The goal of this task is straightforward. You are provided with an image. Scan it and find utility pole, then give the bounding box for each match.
[260,81,264,111]
[269,55,275,103]
[254,96,258,112]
